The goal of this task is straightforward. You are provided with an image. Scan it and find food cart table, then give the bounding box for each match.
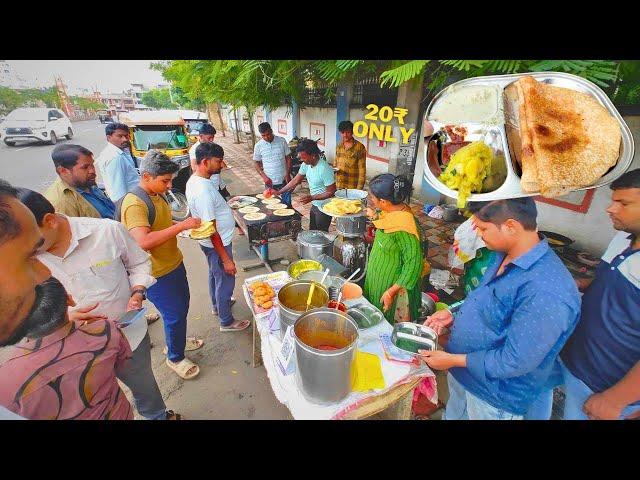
[243,272,437,419]
[229,195,303,273]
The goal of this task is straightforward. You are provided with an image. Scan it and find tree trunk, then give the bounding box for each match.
[246,105,257,150]
[232,108,241,144]
[216,102,226,137]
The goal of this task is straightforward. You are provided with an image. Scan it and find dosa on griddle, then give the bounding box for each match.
[516,76,621,197]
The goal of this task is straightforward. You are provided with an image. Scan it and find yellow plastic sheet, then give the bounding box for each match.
[351,350,385,392]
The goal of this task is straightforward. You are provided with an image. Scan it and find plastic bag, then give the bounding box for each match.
[448,216,486,270]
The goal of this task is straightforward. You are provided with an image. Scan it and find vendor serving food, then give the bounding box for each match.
[273,139,336,232]
[363,174,426,324]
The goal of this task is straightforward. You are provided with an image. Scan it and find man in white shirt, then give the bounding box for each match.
[186,142,249,332]
[17,188,180,420]
[95,123,140,202]
[188,123,231,199]
[253,122,292,207]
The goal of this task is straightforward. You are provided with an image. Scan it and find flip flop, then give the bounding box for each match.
[219,319,251,332]
[166,410,182,420]
[166,357,200,380]
[146,313,161,325]
[162,337,204,355]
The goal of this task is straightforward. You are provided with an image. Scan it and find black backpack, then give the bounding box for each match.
[114,186,169,225]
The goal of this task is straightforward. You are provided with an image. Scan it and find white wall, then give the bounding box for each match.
[270,106,294,142]
[252,107,266,136]
[349,107,390,178]
[300,107,336,162]
[535,115,639,255]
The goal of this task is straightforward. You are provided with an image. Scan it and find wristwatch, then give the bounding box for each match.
[131,288,147,301]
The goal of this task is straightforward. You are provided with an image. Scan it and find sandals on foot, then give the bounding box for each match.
[166,410,182,420]
[166,357,200,380]
[162,337,204,355]
[146,313,161,325]
[219,319,251,332]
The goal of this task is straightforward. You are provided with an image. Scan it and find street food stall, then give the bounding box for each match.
[242,269,437,419]
[232,189,438,419]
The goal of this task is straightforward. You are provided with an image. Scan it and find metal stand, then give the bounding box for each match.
[242,243,284,273]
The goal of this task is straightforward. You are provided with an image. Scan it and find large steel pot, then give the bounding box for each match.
[335,215,367,237]
[293,307,359,404]
[277,280,329,340]
[297,230,334,261]
[333,235,368,284]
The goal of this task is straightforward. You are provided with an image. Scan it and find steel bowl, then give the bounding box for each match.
[287,259,323,279]
[297,270,338,288]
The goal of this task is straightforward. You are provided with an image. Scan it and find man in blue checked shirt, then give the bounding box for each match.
[422,198,580,420]
[96,122,140,202]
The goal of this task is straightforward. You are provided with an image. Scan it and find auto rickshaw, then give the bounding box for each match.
[120,111,192,220]
[177,109,209,145]
[97,109,114,123]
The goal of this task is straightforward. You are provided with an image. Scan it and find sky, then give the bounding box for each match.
[7,60,167,94]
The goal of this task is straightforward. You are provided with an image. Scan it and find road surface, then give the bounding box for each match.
[0,120,107,192]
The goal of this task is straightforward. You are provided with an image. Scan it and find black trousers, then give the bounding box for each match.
[310,205,331,232]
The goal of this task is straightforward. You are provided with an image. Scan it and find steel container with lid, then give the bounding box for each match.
[293,307,359,404]
[297,230,335,261]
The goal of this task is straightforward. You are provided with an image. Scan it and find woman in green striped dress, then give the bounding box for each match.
[364,174,424,324]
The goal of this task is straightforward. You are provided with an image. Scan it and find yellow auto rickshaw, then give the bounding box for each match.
[120,110,192,219]
[177,109,209,145]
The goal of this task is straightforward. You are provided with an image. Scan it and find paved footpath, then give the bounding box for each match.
[128,133,310,420]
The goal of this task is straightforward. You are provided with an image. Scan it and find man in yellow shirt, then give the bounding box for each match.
[334,120,367,190]
[119,150,203,380]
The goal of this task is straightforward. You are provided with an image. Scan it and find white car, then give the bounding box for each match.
[2,107,73,146]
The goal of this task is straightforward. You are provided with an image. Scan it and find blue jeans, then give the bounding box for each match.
[147,263,190,363]
[560,360,640,420]
[444,373,524,420]
[524,389,553,420]
[270,182,291,208]
[116,332,167,420]
[200,243,236,327]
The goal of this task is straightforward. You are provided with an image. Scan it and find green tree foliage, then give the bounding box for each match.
[155,60,640,112]
[0,86,61,114]
[71,97,107,111]
[141,88,177,109]
[0,87,22,114]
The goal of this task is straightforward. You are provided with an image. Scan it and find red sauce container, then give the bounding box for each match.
[327,300,347,312]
